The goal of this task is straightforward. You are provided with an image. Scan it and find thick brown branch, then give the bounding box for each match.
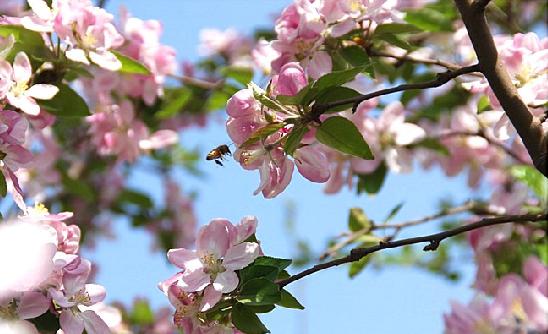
[277,213,546,287]
[312,64,480,116]
[454,0,547,177]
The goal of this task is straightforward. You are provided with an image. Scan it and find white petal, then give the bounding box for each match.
[13,52,31,85]
[223,242,260,271]
[26,84,58,100]
[65,49,90,65]
[392,123,425,145]
[213,270,239,293]
[89,51,121,72]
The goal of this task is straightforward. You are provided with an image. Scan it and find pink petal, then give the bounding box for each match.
[200,285,222,311]
[17,291,49,319]
[392,122,425,145]
[231,216,258,245]
[26,84,59,100]
[213,270,239,293]
[179,268,210,292]
[139,130,178,150]
[167,248,198,269]
[158,272,183,295]
[223,242,260,271]
[83,284,106,306]
[60,310,84,334]
[196,219,231,258]
[81,310,112,334]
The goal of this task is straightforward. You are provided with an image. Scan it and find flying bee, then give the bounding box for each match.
[206,144,232,166]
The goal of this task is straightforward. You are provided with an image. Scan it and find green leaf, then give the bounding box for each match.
[349,254,372,278]
[384,202,404,223]
[129,300,154,326]
[405,4,457,32]
[312,65,370,92]
[240,123,286,148]
[113,51,151,75]
[253,256,292,271]
[0,173,6,197]
[339,46,369,67]
[277,84,316,106]
[357,163,387,195]
[284,126,309,155]
[276,289,304,310]
[316,116,373,160]
[38,84,90,117]
[373,23,422,35]
[249,83,287,113]
[221,66,254,86]
[116,189,154,209]
[348,208,372,232]
[374,33,415,51]
[232,303,270,334]
[510,165,548,201]
[62,175,94,202]
[206,90,231,111]
[239,265,280,284]
[477,95,491,113]
[237,278,281,306]
[314,87,361,113]
[156,88,192,119]
[0,25,49,64]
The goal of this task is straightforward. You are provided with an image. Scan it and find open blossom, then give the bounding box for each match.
[165,217,260,311]
[354,101,425,174]
[1,52,59,116]
[48,258,110,334]
[53,0,124,71]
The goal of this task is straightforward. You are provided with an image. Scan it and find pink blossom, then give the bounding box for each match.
[271,62,308,96]
[166,218,260,309]
[2,52,59,116]
[294,144,330,182]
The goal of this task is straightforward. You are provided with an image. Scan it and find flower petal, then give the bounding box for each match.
[200,285,222,312]
[223,242,260,271]
[213,270,239,293]
[12,52,31,85]
[167,248,198,269]
[81,310,112,334]
[26,84,59,100]
[60,310,84,334]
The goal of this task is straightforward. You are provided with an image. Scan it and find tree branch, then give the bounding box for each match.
[453,0,547,177]
[277,213,546,287]
[368,49,463,72]
[311,64,480,116]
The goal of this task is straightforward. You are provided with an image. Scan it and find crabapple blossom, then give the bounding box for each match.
[166,218,260,305]
[2,52,59,116]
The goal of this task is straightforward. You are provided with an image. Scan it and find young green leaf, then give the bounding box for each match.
[312,65,370,92]
[232,303,270,334]
[156,88,192,119]
[0,25,49,64]
[284,126,309,155]
[357,163,387,195]
[315,116,373,160]
[237,278,281,306]
[240,123,286,149]
[221,66,254,86]
[276,289,305,310]
[0,173,7,197]
[253,256,292,271]
[373,23,422,35]
[112,51,151,75]
[348,208,371,232]
[510,165,548,201]
[314,87,361,113]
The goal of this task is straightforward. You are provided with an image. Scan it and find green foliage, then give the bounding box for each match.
[405,1,458,32]
[232,303,270,334]
[155,87,192,119]
[38,84,90,117]
[407,138,450,156]
[313,87,361,112]
[0,173,6,197]
[349,254,372,278]
[240,122,286,148]
[129,300,155,326]
[357,163,388,195]
[284,126,309,155]
[373,23,422,35]
[510,165,548,202]
[0,25,50,65]
[315,116,373,160]
[383,202,404,223]
[277,289,305,309]
[112,51,151,75]
[348,208,372,232]
[237,278,281,306]
[312,64,372,92]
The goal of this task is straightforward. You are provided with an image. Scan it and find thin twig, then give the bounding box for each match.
[319,201,485,260]
[369,49,463,72]
[311,64,481,116]
[277,213,546,287]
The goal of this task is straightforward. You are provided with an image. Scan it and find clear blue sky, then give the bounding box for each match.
[87,1,478,333]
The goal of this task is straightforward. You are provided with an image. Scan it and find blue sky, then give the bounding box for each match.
[86,1,479,333]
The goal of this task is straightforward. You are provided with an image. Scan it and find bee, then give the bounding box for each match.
[206,144,232,166]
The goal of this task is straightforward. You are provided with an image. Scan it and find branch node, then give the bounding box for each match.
[423,240,440,251]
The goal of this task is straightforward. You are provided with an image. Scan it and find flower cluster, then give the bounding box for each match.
[0,204,110,334]
[160,217,260,333]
